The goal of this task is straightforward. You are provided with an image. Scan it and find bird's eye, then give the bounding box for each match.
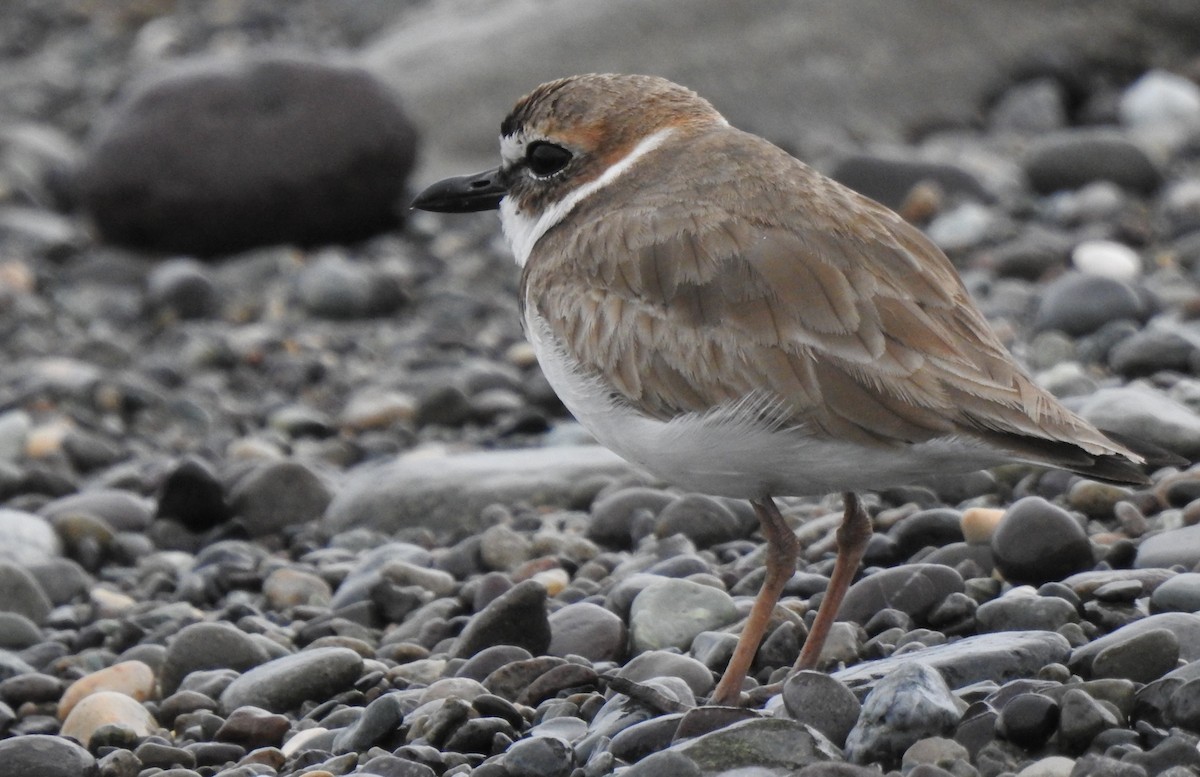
[526,142,572,177]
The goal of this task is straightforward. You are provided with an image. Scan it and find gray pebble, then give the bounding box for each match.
[228,459,332,537]
[991,497,1093,586]
[1150,572,1200,613]
[218,646,363,714]
[1057,687,1119,754]
[0,509,62,565]
[976,594,1079,633]
[452,578,550,658]
[782,670,861,747]
[845,662,961,766]
[162,621,272,695]
[1022,129,1161,195]
[0,562,52,624]
[0,733,96,777]
[547,601,627,662]
[1033,272,1148,336]
[837,563,964,625]
[629,578,738,653]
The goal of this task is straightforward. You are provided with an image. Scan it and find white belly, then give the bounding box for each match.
[524,311,1006,499]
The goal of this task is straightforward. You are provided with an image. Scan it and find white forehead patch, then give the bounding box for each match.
[500,132,525,166]
[499,126,675,268]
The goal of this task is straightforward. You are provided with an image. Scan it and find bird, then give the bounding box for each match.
[411,73,1149,707]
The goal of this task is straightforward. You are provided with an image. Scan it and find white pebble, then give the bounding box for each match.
[1119,69,1200,129]
[1071,240,1141,281]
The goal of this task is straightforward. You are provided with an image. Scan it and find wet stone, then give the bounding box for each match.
[0,734,97,777]
[1091,628,1179,684]
[1057,688,1119,754]
[629,578,738,653]
[502,735,574,777]
[162,621,272,695]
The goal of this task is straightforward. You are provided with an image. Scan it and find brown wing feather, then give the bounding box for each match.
[522,126,1141,475]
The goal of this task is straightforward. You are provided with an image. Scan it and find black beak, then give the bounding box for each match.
[410,167,507,213]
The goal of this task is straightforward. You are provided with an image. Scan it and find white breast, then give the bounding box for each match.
[523,310,1008,499]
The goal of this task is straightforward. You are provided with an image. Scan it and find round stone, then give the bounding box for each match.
[58,660,156,720]
[547,601,627,662]
[1151,573,1200,614]
[0,734,96,777]
[59,690,156,747]
[162,621,272,695]
[218,646,363,715]
[997,693,1059,749]
[991,497,1093,586]
[451,578,550,659]
[629,578,738,653]
[782,670,861,747]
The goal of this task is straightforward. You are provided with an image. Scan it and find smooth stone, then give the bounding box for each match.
[888,509,964,558]
[60,690,156,746]
[587,487,675,548]
[325,446,637,533]
[1022,129,1161,195]
[296,252,404,320]
[655,493,746,548]
[1064,569,1176,600]
[834,631,1071,699]
[0,612,41,650]
[329,541,432,610]
[58,660,156,719]
[608,712,685,763]
[1072,239,1142,280]
[991,497,1093,586]
[629,578,738,653]
[0,734,97,777]
[1150,572,1200,613]
[1016,756,1076,777]
[782,670,861,748]
[0,509,61,565]
[503,735,574,777]
[997,692,1059,749]
[837,563,964,625]
[1167,677,1200,730]
[0,562,52,625]
[1119,69,1200,128]
[624,717,841,776]
[1057,687,1119,754]
[901,736,970,773]
[146,259,219,320]
[618,651,715,698]
[1091,628,1179,684]
[218,646,363,714]
[1108,326,1197,377]
[332,692,406,753]
[829,154,988,210]
[162,621,272,695]
[1075,386,1200,459]
[454,645,533,682]
[154,457,232,533]
[451,579,550,658]
[1137,524,1200,570]
[213,705,290,748]
[547,601,627,662]
[381,560,457,598]
[262,567,332,609]
[1032,272,1148,336]
[990,77,1068,132]
[478,523,532,572]
[1070,613,1200,675]
[39,489,154,533]
[78,54,418,256]
[228,459,333,537]
[976,593,1079,633]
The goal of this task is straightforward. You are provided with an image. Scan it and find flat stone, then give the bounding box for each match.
[324,446,637,533]
[0,734,97,777]
[834,631,1072,699]
[629,578,738,653]
[219,646,363,714]
[1070,613,1200,675]
[623,717,841,776]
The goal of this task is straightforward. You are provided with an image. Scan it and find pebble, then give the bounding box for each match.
[1150,572,1200,613]
[1070,613,1200,675]
[262,567,332,609]
[0,734,96,777]
[835,631,1071,698]
[1022,129,1161,195]
[0,561,53,624]
[227,459,332,537]
[161,621,272,696]
[58,659,156,719]
[214,705,290,748]
[844,662,961,766]
[77,54,418,256]
[146,259,220,320]
[1071,239,1142,280]
[837,563,964,626]
[0,509,62,565]
[1118,69,1200,129]
[451,578,550,658]
[654,493,746,547]
[624,717,841,776]
[1076,387,1200,459]
[1091,627,1179,684]
[997,692,1059,749]
[991,497,1093,586]
[547,601,627,662]
[1032,272,1148,336]
[976,591,1079,633]
[1136,523,1200,569]
[1057,687,1119,754]
[218,646,363,715]
[628,578,738,653]
[781,670,861,747]
[59,690,156,746]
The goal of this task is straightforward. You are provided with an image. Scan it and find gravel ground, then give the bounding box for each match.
[5,3,1200,777]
